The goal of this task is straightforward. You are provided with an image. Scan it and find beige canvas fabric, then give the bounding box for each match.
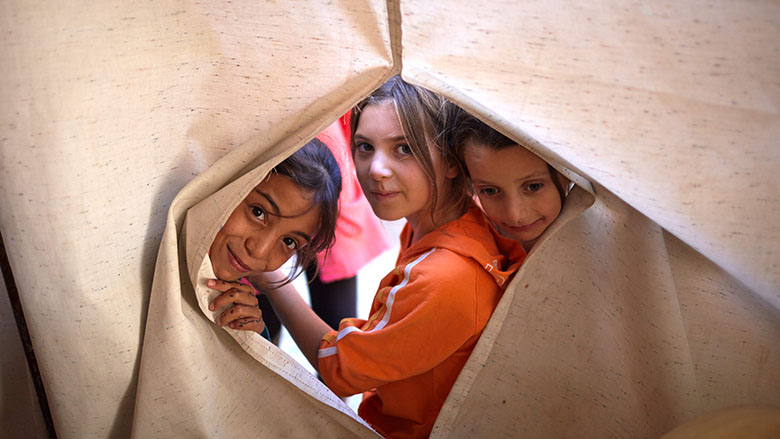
[1,0,778,438]
[1,0,396,437]
[660,406,780,439]
[400,2,780,437]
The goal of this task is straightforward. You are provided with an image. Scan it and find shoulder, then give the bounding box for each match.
[400,247,493,292]
[401,248,499,322]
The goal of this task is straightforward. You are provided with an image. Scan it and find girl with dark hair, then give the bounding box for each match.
[256,117,392,345]
[206,138,342,335]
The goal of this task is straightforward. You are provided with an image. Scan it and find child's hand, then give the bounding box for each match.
[207,279,265,334]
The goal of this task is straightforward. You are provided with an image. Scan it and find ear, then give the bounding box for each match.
[556,171,572,196]
[445,161,459,179]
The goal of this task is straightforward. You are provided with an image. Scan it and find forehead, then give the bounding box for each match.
[355,102,404,139]
[464,141,549,180]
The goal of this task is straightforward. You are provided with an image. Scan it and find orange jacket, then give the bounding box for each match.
[318,207,525,438]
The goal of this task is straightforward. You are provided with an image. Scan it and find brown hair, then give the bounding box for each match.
[272,138,341,284]
[452,110,568,204]
[350,76,471,225]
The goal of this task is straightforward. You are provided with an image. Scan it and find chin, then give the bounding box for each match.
[213,266,235,282]
[497,226,520,241]
[372,208,404,222]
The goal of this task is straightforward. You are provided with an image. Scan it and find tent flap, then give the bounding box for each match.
[0,0,777,437]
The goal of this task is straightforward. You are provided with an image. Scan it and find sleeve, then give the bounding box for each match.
[317,249,485,396]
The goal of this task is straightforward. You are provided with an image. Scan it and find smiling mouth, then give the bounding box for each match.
[507,218,543,233]
[371,190,399,201]
[226,246,252,273]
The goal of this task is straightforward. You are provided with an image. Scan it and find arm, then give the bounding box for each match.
[246,271,334,373]
[319,251,482,395]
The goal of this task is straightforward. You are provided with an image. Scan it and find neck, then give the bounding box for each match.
[407,203,463,245]
[521,237,538,253]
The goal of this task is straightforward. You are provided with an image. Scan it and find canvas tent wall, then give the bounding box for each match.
[1,0,778,438]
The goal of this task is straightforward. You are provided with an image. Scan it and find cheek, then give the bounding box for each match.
[541,191,563,220]
[208,230,223,255]
[209,211,240,253]
[477,197,506,221]
[355,164,369,183]
[264,250,288,272]
[408,163,430,185]
[353,159,370,182]
[221,209,248,235]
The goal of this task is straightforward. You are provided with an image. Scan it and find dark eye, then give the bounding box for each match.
[396,144,412,155]
[527,183,544,192]
[282,237,299,250]
[356,142,374,153]
[479,187,499,197]
[250,206,266,221]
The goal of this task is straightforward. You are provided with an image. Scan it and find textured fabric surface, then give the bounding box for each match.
[1,0,777,438]
[1,0,395,437]
[660,406,780,439]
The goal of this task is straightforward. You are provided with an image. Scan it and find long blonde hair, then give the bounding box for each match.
[350,76,470,225]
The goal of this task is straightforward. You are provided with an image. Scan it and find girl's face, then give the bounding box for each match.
[353,102,441,233]
[209,173,320,281]
[464,141,563,250]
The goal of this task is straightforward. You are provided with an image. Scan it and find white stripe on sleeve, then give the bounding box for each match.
[316,248,437,359]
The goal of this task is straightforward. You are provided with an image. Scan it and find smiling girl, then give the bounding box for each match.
[453,112,570,252]
[211,76,524,438]
[206,138,341,334]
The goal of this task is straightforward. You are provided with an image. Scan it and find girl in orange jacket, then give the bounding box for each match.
[209,76,525,438]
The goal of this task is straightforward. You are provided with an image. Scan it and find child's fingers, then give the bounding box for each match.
[206,278,250,293]
[210,289,258,309]
[217,304,263,327]
[228,317,266,335]
[208,283,258,311]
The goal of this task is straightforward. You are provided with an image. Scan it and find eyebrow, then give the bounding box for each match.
[472,170,550,185]
[291,230,312,244]
[255,189,281,215]
[254,189,313,243]
[353,133,407,143]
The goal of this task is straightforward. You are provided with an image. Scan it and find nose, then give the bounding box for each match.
[368,152,392,181]
[245,233,272,270]
[506,196,532,224]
